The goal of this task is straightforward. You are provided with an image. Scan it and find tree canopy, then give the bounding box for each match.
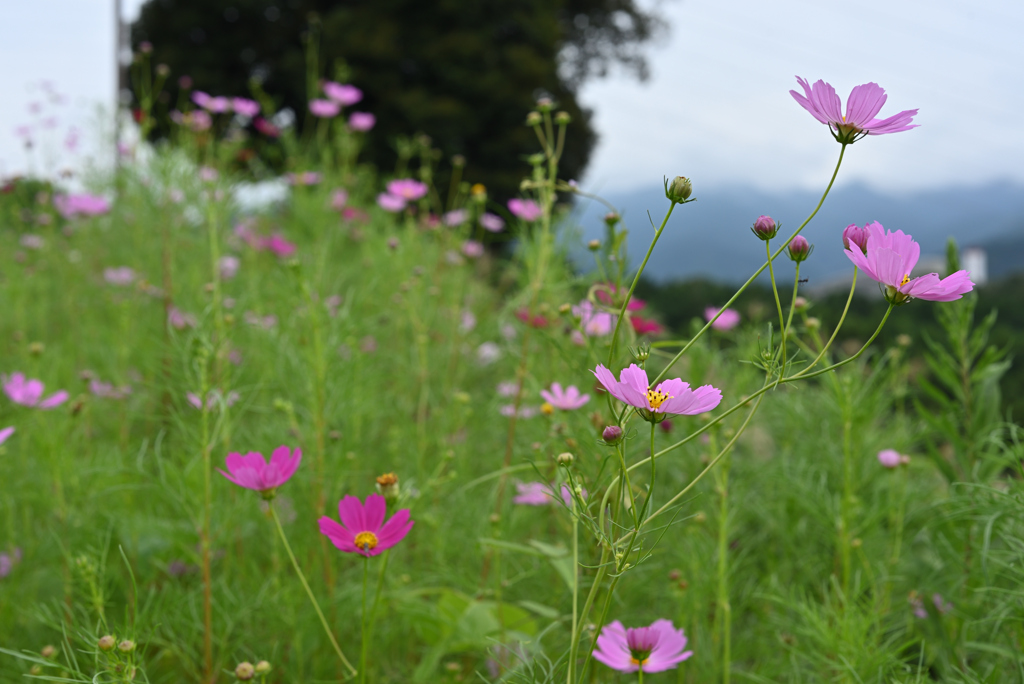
[131,0,663,197]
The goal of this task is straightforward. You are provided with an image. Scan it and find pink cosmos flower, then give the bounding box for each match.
[790,77,918,144]
[309,99,341,118]
[323,82,363,106]
[219,255,240,279]
[54,194,110,219]
[500,404,538,419]
[593,619,693,673]
[348,112,375,131]
[462,240,484,259]
[232,97,260,118]
[286,171,321,186]
[377,193,406,212]
[843,222,973,304]
[842,223,869,253]
[191,91,211,108]
[168,307,197,330]
[90,379,131,400]
[331,189,349,210]
[443,209,468,227]
[573,300,614,337]
[218,445,301,495]
[190,110,212,131]
[513,482,552,506]
[596,286,645,312]
[480,212,505,232]
[265,234,296,258]
[20,235,45,250]
[254,117,280,138]
[593,363,722,423]
[387,179,429,201]
[103,266,136,286]
[0,426,14,445]
[540,383,590,410]
[497,381,519,397]
[877,449,902,468]
[630,316,664,335]
[205,96,230,113]
[508,198,542,222]
[199,166,219,182]
[319,493,413,557]
[705,307,740,331]
[3,373,68,409]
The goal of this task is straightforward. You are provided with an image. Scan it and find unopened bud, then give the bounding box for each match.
[554,111,571,125]
[693,511,707,523]
[604,212,620,226]
[98,635,116,651]
[41,645,56,659]
[896,334,912,347]
[793,296,808,311]
[536,97,553,111]
[786,235,813,262]
[235,661,255,680]
[28,341,44,356]
[842,223,869,253]
[665,176,692,202]
[156,64,170,77]
[525,112,542,126]
[138,41,153,54]
[254,661,271,675]
[851,538,862,548]
[451,154,465,167]
[602,425,623,444]
[556,452,574,466]
[668,569,682,581]
[558,303,571,314]
[117,640,135,653]
[805,317,821,330]
[751,215,779,241]
[587,239,601,251]
[375,472,400,502]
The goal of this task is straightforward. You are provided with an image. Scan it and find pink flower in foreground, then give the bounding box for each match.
[377,193,406,212]
[593,363,722,423]
[387,179,429,201]
[0,426,14,445]
[573,300,614,337]
[705,307,740,331]
[508,198,542,222]
[843,222,973,304]
[348,112,375,131]
[218,445,301,496]
[323,82,363,106]
[205,96,230,113]
[790,76,918,144]
[878,449,902,468]
[480,212,505,232]
[540,383,590,410]
[593,619,693,673]
[514,482,552,506]
[3,373,68,409]
[596,285,645,312]
[319,493,413,557]
[54,194,110,219]
[191,91,211,108]
[232,97,260,118]
[309,99,341,118]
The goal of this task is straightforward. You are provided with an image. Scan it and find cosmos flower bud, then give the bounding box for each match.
[98,635,116,651]
[877,449,901,468]
[525,112,542,126]
[556,452,574,466]
[806,317,821,330]
[587,239,601,251]
[554,111,571,125]
[750,215,778,241]
[375,472,400,503]
[787,235,813,262]
[665,176,692,202]
[604,212,620,226]
[793,296,808,311]
[602,425,623,444]
[235,662,255,681]
[41,645,56,659]
[156,64,170,77]
[117,640,135,653]
[535,97,553,111]
[842,223,869,253]
[451,154,465,167]
[254,661,272,675]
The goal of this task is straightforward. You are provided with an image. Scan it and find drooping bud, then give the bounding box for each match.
[98,636,116,652]
[786,235,813,262]
[556,452,574,466]
[375,472,400,503]
[602,425,623,444]
[751,215,779,241]
[842,223,869,253]
[235,661,255,681]
[665,176,692,202]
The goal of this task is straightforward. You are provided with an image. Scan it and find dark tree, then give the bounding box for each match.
[132,0,663,198]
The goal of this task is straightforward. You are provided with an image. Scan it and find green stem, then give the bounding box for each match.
[784,262,801,341]
[651,143,847,386]
[361,557,369,684]
[840,381,854,599]
[269,504,357,678]
[790,268,858,378]
[368,551,391,643]
[567,493,579,684]
[766,239,787,385]
[714,432,731,684]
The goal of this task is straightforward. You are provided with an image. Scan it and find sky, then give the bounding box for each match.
[2,0,1022,195]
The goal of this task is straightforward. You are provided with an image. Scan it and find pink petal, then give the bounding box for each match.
[363,493,387,533]
[810,79,843,124]
[844,82,887,127]
[319,517,358,552]
[38,390,69,409]
[376,509,414,550]
[338,495,366,532]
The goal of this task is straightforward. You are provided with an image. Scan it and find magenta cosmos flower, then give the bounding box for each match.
[218,445,301,497]
[3,373,68,409]
[348,112,375,131]
[593,619,693,673]
[843,222,973,304]
[514,482,552,506]
[877,449,902,468]
[573,300,614,336]
[540,382,590,410]
[309,99,341,118]
[594,364,721,423]
[508,198,542,222]
[705,307,741,331]
[54,194,110,219]
[319,493,413,557]
[387,178,428,201]
[323,82,363,106]
[790,76,918,144]
[232,97,260,118]
[377,193,406,212]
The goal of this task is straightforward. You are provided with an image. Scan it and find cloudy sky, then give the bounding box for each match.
[2,0,1022,195]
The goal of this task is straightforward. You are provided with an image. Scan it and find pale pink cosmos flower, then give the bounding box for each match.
[20,234,44,250]
[286,171,321,186]
[54,194,110,219]
[168,307,197,330]
[513,482,551,506]
[309,99,341,118]
[265,234,296,258]
[0,426,14,445]
[460,310,476,332]
[593,619,693,673]
[480,212,505,232]
[462,240,484,259]
[330,189,349,210]
[348,112,375,131]
[540,383,590,410]
[205,96,230,113]
[593,363,722,423]
[104,266,136,286]
[232,97,260,118]
[477,342,501,365]
[377,193,406,212]
[3,373,68,409]
[219,256,240,279]
[191,91,211,108]
[323,82,363,106]
[705,307,741,331]
[218,445,301,496]
[387,179,428,201]
[443,209,467,227]
[500,405,538,419]
[496,381,519,397]
[877,449,902,468]
[843,222,973,304]
[90,380,132,400]
[790,77,918,144]
[508,198,542,222]
[199,166,219,183]
[244,311,278,329]
[573,300,614,337]
[190,110,212,131]
[319,493,414,557]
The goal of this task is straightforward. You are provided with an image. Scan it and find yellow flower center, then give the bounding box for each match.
[900,273,910,286]
[354,531,379,551]
[540,402,555,416]
[646,388,672,409]
[630,657,649,667]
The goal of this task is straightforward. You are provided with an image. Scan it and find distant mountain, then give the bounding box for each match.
[569,181,1024,286]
